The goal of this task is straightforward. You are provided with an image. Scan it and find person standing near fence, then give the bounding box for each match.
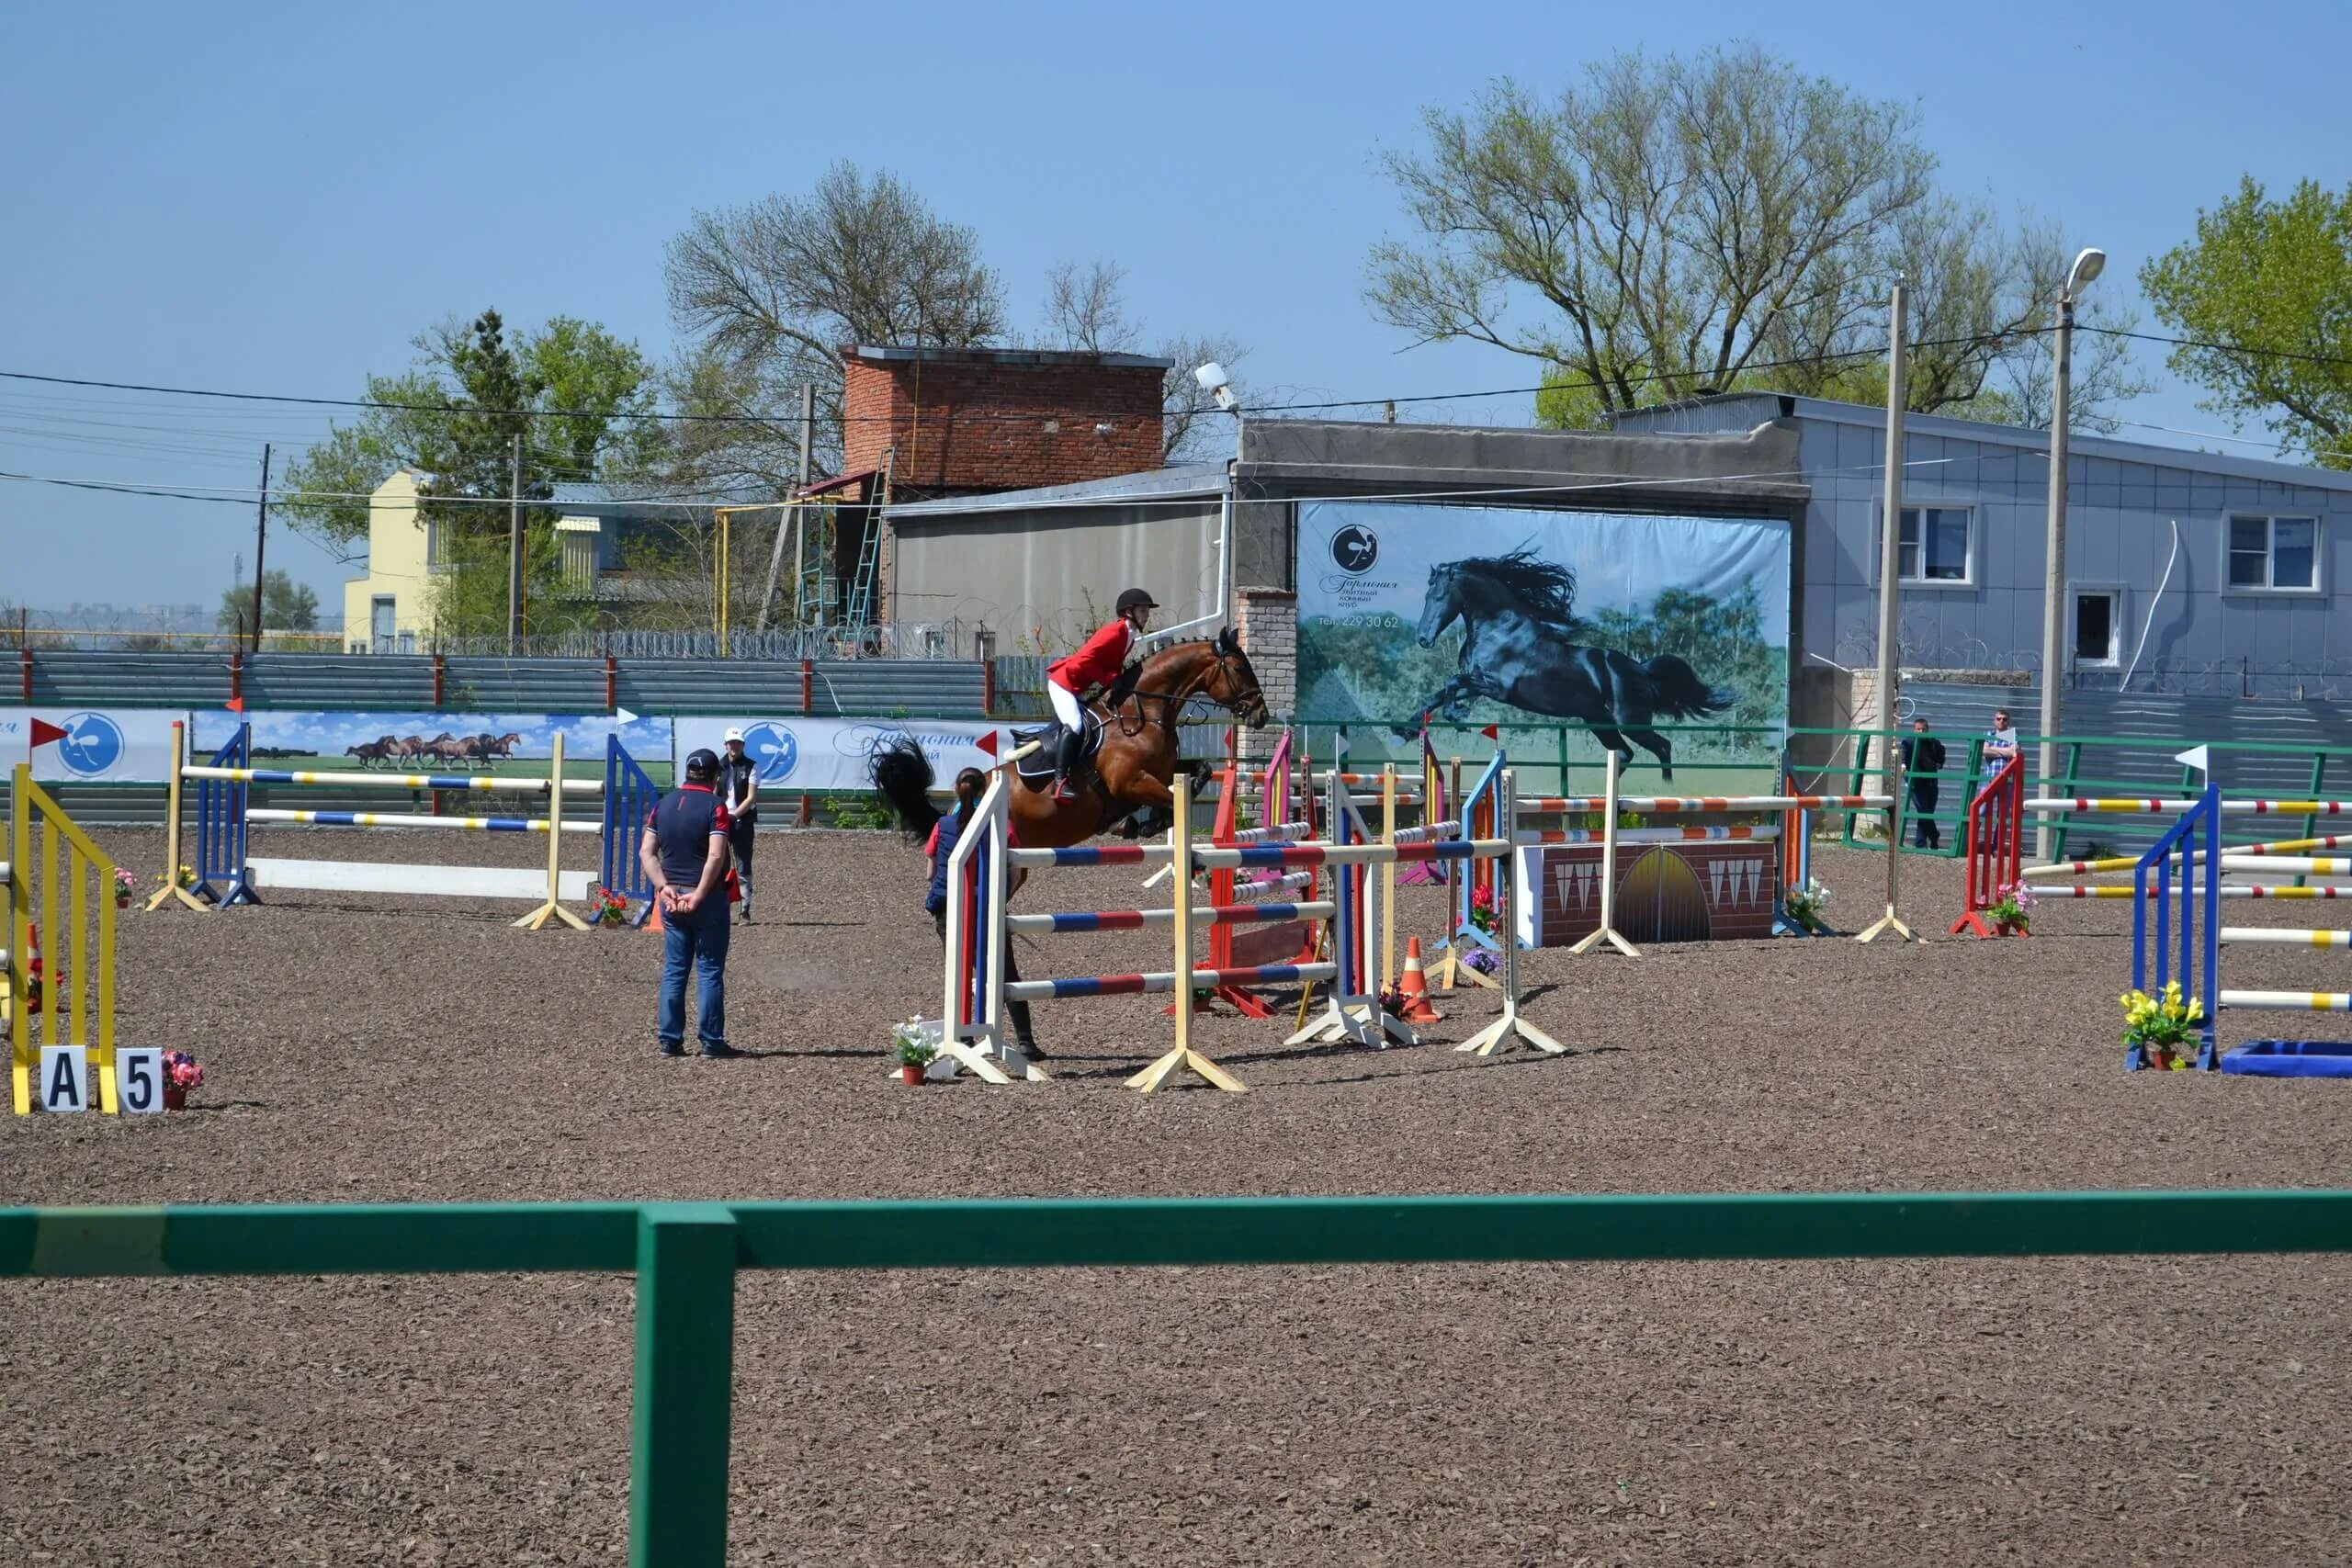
[639,747,740,1059]
[718,728,761,924]
[1901,717,1947,849]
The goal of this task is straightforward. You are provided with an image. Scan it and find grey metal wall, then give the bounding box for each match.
[1624,396,2352,695]
[891,500,1225,654]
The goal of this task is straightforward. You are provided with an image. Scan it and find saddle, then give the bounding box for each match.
[1009,707,1106,784]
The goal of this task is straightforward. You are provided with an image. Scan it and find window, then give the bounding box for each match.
[2073,589,2118,667]
[1895,506,1973,585]
[2228,514,2319,591]
[425,518,454,571]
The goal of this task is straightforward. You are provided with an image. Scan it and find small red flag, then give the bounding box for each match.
[975,729,999,758]
[28,716,68,749]
[1479,724,1499,741]
[226,697,246,714]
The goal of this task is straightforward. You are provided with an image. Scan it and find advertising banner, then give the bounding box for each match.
[1295,501,1792,781]
[677,716,1006,793]
[0,707,185,784]
[188,710,676,772]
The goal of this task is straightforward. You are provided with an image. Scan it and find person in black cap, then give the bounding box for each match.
[1043,587,1157,801]
[638,747,740,1057]
[718,727,760,923]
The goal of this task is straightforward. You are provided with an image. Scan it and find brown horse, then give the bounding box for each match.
[874,629,1271,850]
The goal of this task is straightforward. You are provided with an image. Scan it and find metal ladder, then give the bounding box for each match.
[842,446,894,635]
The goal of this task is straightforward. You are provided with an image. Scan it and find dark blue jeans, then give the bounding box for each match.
[658,895,730,1049]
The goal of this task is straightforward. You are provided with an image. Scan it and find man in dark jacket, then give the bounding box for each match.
[718,728,761,924]
[639,747,740,1057]
[1901,717,1947,850]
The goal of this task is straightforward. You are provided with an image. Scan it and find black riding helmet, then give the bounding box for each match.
[1115,588,1158,616]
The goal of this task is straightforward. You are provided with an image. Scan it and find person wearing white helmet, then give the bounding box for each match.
[718,728,761,923]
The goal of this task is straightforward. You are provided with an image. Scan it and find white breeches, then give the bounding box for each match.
[1047,680,1085,731]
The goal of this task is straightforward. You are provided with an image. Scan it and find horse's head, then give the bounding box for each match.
[1416,561,1466,647]
[1206,627,1271,728]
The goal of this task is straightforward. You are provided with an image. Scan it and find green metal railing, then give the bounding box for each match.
[7,1190,2352,1565]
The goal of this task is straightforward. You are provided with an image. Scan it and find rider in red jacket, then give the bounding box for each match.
[1044,588,1157,799]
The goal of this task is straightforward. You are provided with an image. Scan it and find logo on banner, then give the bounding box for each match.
[1329,524,1379,574]
[41,712,124,777]
[741,721,798,783]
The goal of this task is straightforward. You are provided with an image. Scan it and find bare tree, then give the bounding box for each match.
[1044,260,1140,354]
[1370,48,1935,418]
[656,163,1009,493]
[1038,258,1250,461]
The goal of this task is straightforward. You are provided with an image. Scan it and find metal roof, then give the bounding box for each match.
[849,344,1173,371]
[885,463,1227,520]
[1614,392,2352,495]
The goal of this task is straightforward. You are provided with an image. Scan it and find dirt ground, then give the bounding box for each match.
[6,826,2352,1566]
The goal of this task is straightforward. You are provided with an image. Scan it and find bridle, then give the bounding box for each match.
[1108,642,1263,739]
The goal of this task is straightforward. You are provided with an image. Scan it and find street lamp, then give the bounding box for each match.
[2036,245,2107,859]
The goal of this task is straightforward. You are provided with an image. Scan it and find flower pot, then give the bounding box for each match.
[899,1065,926,1086]
[164,1086,187,1111]
[1995,919,2026,937]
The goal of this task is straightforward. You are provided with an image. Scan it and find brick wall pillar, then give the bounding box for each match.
[1235,586,1296,762]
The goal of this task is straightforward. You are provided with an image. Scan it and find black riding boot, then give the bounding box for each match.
[1054,726,1086,800]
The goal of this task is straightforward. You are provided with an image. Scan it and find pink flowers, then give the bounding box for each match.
[164,1051,204,1090]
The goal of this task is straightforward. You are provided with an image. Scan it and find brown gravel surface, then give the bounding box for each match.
[7,827,2352,1566]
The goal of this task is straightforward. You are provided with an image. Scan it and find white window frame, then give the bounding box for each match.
[2222,513,2324,597]
[1879,504,1978,590]
[424,517,455,573]
[2069,581,2124,670]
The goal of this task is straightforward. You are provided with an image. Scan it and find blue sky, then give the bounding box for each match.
[4,0,2345,614]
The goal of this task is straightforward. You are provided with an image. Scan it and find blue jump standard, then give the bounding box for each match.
[2222,1042,2352,1078]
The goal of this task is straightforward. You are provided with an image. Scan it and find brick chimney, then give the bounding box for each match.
[841,345,1172,495]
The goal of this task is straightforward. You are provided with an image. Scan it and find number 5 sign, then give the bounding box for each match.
[116,1048,165,1114]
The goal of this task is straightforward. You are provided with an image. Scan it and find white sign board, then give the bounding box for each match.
[0,708,185,784]
[117,1048,165,1114]
[674,717,1007,795]
[37,1045,89,1113]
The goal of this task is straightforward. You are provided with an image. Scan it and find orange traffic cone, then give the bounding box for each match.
[1397,936,1442,1024]
[645,896,664,933]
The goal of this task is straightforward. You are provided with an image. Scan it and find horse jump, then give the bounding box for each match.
[6,765,128,1115]
[150,720,662,928]
[939,765,1550,1091]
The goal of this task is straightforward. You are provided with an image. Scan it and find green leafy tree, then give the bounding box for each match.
[2141,176,2352,468]
[276,310,655,552]
[217,570,321,636]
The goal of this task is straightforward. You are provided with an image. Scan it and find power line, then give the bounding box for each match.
[2081,324,2352,373]
[0,329,2040,429]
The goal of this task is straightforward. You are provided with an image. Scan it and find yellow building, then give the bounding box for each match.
[343,473,731,650]
[341,470,436,652]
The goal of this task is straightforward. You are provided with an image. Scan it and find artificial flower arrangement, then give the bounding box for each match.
[163,1049,204,1108]
[112,868,137,909]
[2120,981,2204,1069]
[1986,881,2037,934]
[587,885,629,927]
[1467,886,1498,936]
[1782,877,1831,933]
[892,1018,939,1084]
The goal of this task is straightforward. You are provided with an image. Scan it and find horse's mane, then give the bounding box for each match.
[1463,547,1578,623]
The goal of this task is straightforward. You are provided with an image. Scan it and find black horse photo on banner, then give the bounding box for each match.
[1392,549,1737,781]
[1295,500,1791,784]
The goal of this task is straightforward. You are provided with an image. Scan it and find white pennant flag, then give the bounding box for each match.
[2175,744,2210,775]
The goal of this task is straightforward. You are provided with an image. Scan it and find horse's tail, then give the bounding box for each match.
[1641,655,1738,718]
[869,737,944,842]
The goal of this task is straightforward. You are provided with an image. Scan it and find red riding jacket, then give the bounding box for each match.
[1046,617,1136,693]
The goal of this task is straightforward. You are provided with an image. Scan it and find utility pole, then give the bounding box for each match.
[248,444,272,654]
[1858,283,1916,944]
[794,382,815,624]
[754,383,820,632]
[507,433,524,655]
[2038,248,2106,861]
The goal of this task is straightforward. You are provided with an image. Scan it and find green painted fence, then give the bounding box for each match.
[8,1190,2352,1565]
